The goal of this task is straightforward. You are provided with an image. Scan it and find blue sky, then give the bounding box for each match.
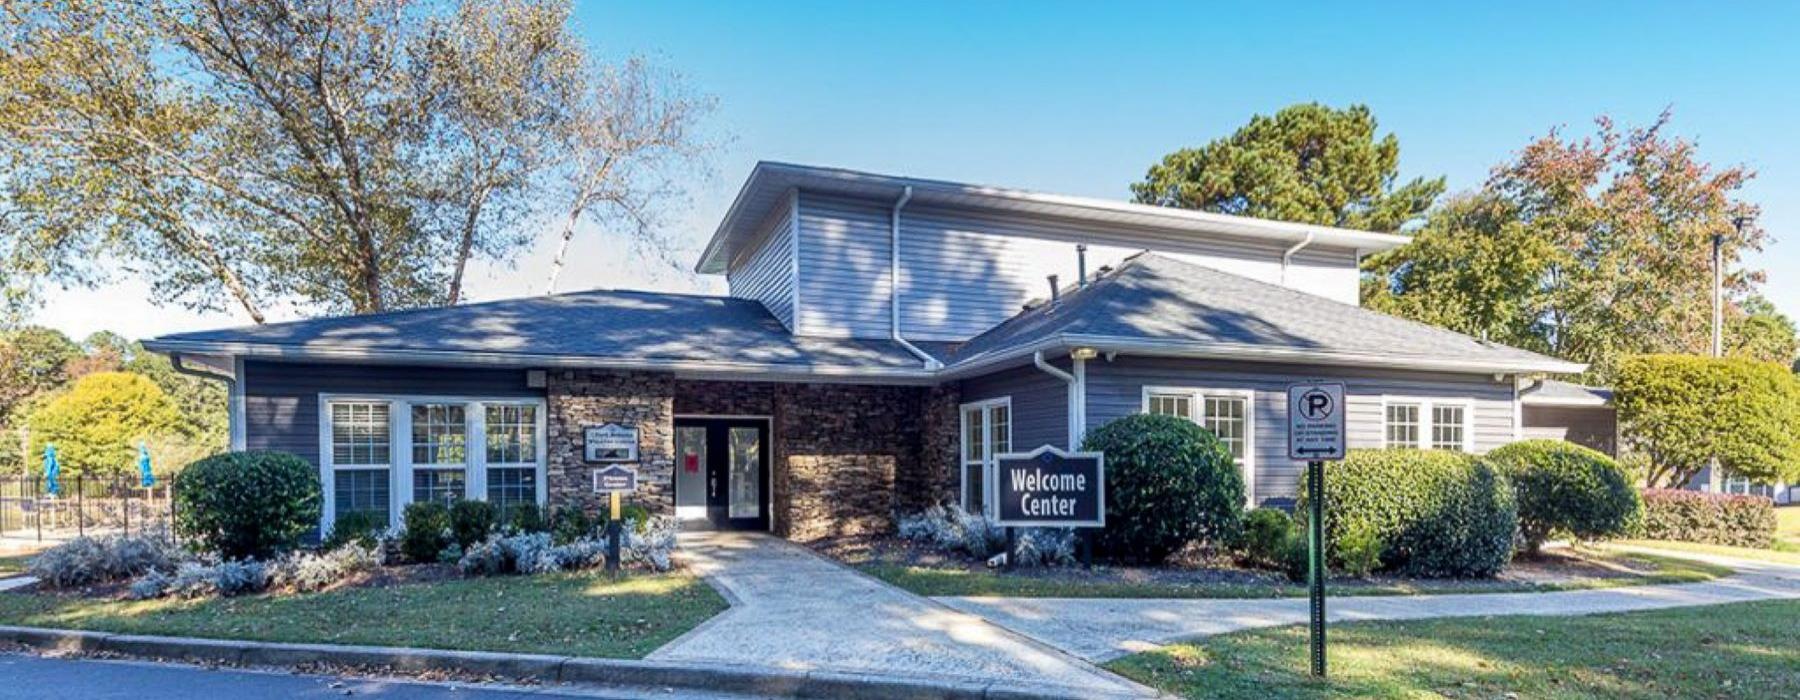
[33,1,1800,341]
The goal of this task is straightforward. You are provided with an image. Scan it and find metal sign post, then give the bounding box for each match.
[1287,382,1347,678]
[593,465,639,572]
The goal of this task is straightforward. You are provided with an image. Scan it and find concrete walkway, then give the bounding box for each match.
[942,552,1800,662]
[651,531,1151,698]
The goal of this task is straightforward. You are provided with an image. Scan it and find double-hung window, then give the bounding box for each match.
[329,402,393,525]
[1383,398,1472,451]
[485,404,541,513]
[410,403,468,506]
[959,398,1011,516]
[323,396,543,531]
[1145,387,1256,501]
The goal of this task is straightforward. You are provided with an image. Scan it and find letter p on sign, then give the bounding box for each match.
[1288,382,1347,461]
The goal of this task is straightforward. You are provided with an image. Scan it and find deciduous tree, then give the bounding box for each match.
[0,0,708,318]
[1365,111,1766,382]
[1613,354,1800,488]
[25,371,184,477]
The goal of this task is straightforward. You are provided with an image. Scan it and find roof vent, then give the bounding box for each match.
[1077,244,1088,289]
[1047,274,1060,308]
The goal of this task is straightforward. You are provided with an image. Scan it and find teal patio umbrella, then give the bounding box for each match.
[138,442,156,488]
[42,443,59,497]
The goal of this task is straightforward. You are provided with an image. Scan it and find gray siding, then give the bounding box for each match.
[795,192,893,338]
[726,194,796,329]
[789,191,1365,341]
[243,361,542,466]
[1083,356,1519,504]
[958,361,1070,451]
[1522,405,1617,456]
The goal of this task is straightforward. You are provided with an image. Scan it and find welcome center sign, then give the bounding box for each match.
[992,445,1105,527]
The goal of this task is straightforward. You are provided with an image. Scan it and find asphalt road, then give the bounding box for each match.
[0,654,621,699]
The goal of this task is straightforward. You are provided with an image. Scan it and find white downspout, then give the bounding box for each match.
[1280,232,1315,286]
[890,186,942,370]
[1034,350,1085,449]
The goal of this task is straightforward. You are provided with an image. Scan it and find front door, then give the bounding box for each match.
[673,418,770,531]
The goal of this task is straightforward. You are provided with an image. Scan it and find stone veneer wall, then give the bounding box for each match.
[545,370,677,517]
[547,372,962,541]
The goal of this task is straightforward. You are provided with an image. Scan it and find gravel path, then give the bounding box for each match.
[649,531,1151,698]
[940,550,1800,661]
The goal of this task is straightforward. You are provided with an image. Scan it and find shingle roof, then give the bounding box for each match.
[938,252,1582,375]
[145,289,933,375]
[147,254,1583,378]
[1519,379,1613,406]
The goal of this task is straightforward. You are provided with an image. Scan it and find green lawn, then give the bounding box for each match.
[0,554,30,578]
[1107,599,1800,699]
[1778,506,1799,553]
[0,570,726,659]
[861,550,1729,599]
[1609,539,1800,566]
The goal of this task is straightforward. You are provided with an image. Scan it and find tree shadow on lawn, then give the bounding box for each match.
[0,569,727,659]
[1107,599,1800,700]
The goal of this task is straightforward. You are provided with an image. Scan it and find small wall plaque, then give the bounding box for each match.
[583,423,639,462]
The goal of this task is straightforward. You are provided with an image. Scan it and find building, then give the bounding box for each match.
[145,162,1585,540]
[1519,378,1795,505]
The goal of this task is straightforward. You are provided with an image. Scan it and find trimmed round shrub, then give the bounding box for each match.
[400,502,453,563]
[322,509,387,551]
[174,451,321,560]
[1238,507,1294,569]
[503,503,548,534]
[1485,440,1640,552]
[449,500,497,548]
[1081,413,1244,564]
[1299,449,1516,578]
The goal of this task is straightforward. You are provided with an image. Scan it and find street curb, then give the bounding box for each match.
[0,626,1157,699]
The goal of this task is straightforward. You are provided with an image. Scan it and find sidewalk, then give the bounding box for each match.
[651,531,1152,698]
[941,551,1800,662]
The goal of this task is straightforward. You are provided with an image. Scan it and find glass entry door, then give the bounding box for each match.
[673,418,769,531]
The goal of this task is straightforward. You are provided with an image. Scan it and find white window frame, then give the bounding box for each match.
[320,394,547,532]
[1722,472,1775,499]
[1380,396,1475,452]
[1142,386,1258,504]
[408,402,472,507]
[958,397,1012,517]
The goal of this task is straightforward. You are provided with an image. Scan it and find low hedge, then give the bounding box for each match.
[1637,489,1776,548]
[1486,439,1640,552]
[1298,448,1516,578]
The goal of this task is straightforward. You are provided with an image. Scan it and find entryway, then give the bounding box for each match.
[653,531,1152,698]
[673,417,770,531]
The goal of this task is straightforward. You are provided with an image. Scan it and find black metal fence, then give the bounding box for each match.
[0,472,177,542]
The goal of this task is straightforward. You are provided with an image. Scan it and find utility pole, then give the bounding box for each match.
[1714,216,1747,358]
